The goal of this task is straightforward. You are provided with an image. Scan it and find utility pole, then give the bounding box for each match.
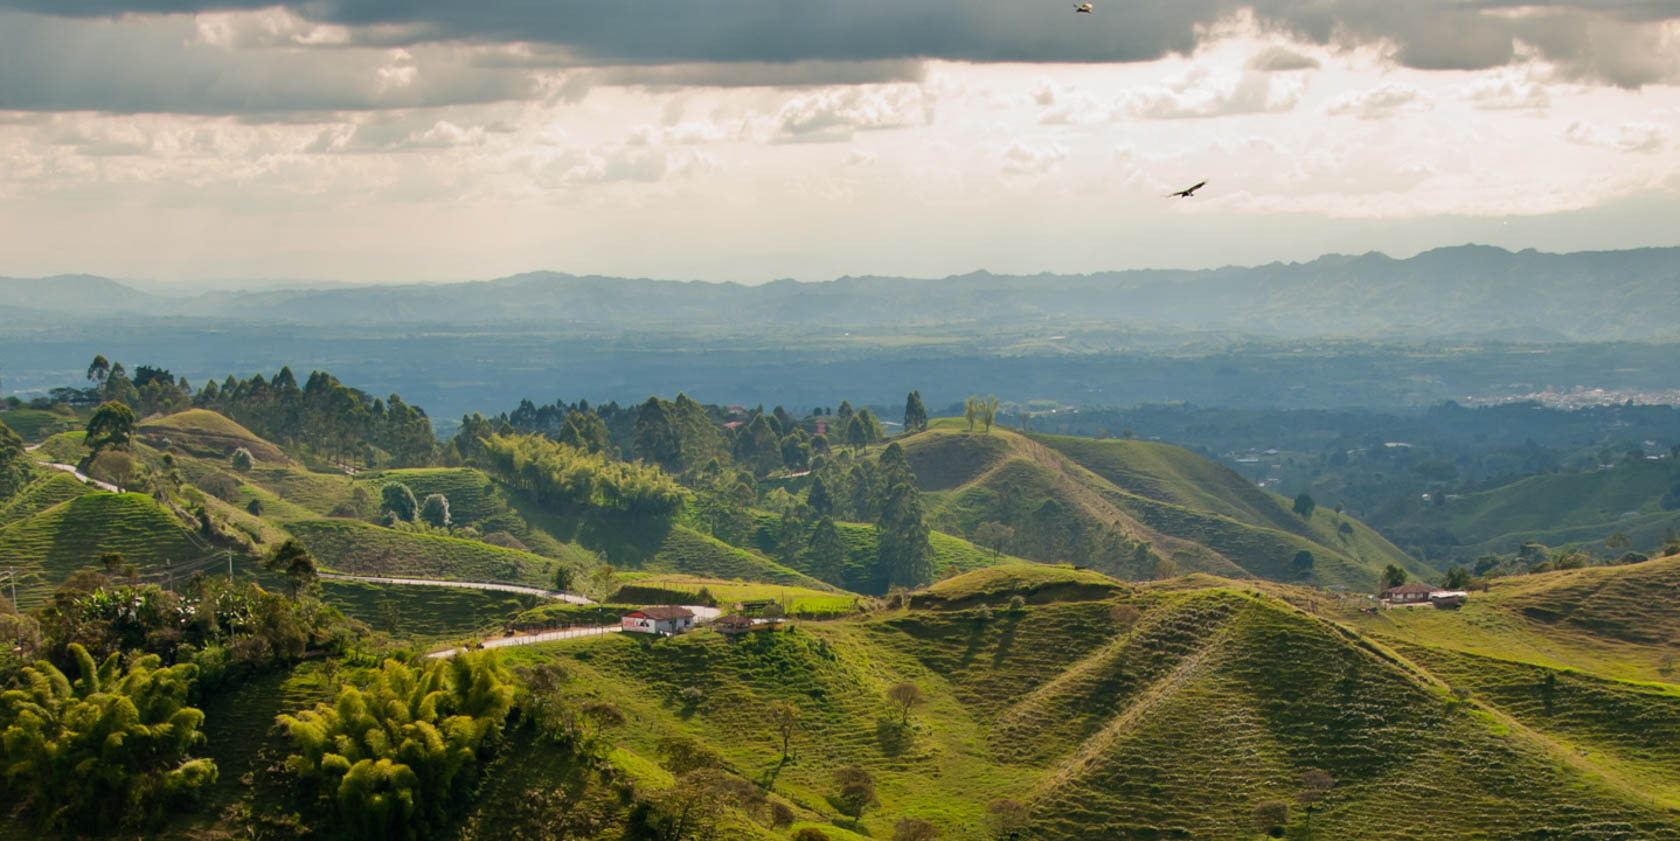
[227,550,233,583]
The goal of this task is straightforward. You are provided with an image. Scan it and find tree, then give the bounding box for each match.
[553,564,576,593]
[833,766,877,823]
[559,410,613,455]
[1251,800,1289,837]
[791,829,831,841]
[1291,550,1315,575]
[973,521,1015,558]
[1298,769,1333,838]
[84,400,136,454]
[380,481,418,522]
[419,492,452,528]
[963,396,979,431]
[808,476,834,516]
[86,354,110,388]
[1442,565,1471,589]
[1605,531,1632,552]
[878,481,934,590]
[1380,563,1407,591]
[230,446,254,472]
[807,517,847,584]
[903,390,928,433]
[656,733,724,775]
[979,395,999,433]
[846,415,869,454]
[0,418,33,499]
[885,681,923,725]
[0,643,216,832]
[986,799,1030,839]
[264,539,318,599]
[769,700,800,764]
[1292,492,1317,518]
[893,817,939,841]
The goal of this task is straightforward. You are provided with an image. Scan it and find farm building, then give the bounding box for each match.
[622,606,696,636]
[1381,582,1436,603]
[714,614,756,636]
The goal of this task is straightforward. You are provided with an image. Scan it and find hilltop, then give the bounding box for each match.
[901,422,1426,590]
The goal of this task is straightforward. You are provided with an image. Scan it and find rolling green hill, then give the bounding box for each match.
[0,407,79,443]
[901,423,1426,590]
[318,578,544,639]
[0,492,206,606]
[284,518,579,588]
[1382,458,1680,559]
[473,564,1680,841]
[0,472,96,526]
[138,408,292,464]
[1339,553,1680,683]
[355,467,507,525]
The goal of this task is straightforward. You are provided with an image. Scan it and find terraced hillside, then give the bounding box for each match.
[0,492,207,606]
[138,408,292,464]
[0,472,95,526]
[1342,554,1680,682]
[1380,457,1680,559]
[901,422,1427,590]
[482,564,1680,841]
[285,517,580,589]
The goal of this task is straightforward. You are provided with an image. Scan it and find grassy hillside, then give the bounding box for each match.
[138,408,291,464]
[902,423,1425,590]
[356,467,506,524]
[285,518,571,588]
[485,565,1680,841]
[319,578,543,639]
[29,430,90,464]
[0,472,95,526]
[1339,554,1680,683]
[639,525,835,590]
[0,407,79,443]
[610,574,859,615]
[0,492,206,606]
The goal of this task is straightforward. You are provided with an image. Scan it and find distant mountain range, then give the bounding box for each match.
[4,243,1678,340]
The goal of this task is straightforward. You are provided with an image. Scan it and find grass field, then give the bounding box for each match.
[485,564,1680,841]
[28,430,90,464]
[138,409,291,464]
[1340,554,1680,683]
[610,574,861,615]
[0,407,80,443]
[0,472,95,526]
[285,518,568,589]
[319,578,544,639]
[0,492,207,607]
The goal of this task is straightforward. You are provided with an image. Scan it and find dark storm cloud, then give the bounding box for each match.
[0,0,1675,116]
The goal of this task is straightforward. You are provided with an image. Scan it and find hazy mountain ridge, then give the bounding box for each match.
[6,243,1678,340]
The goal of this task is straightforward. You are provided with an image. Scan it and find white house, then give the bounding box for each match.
[622,606,696,636]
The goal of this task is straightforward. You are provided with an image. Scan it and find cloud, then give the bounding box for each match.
[0,0,1675,120]
[1564,120,1669,153]
[1462,71,1551,110]
[1000,140,1065,175]
[527,143,717,187]
[1246,46,1319,72]
[773,84,930,143]
[1325,83,1430,119]
[1118,66,1305,120]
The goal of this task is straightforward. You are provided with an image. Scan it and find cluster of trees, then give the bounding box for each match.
[277,653,516,840]
[0,643,217,832]
[480,433,687,519]
[0,417,33,498]
[196,367,435,468]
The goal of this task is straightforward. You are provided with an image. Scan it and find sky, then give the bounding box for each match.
[0,1,1677,285]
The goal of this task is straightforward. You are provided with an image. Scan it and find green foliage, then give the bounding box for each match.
[193,367,435,468]
[285,518,560,588]
[1292,492,1316,518]
[903,391,929,434]
[1381,563,1408,590]
[382,482,420,522]
[0,643,216,832]
[0,493,203,607]
[419,492,452,528]
[1442,565,1471,589]
[277,653,516,839]
[483,433,685,519]
[84,400,137,454]
[265,538,320,599]
[878,480,934,590]
[0,417,35,500]
[230,446,254,472]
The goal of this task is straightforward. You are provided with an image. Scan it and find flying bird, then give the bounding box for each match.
[1167,180,1207,198]
[1074,3,1093,12]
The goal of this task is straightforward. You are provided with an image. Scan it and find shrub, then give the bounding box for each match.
[380,481,418,522]
[86,449,137,489]
[197,471,241,502]
[419,492,452,528]
[230,447,253,472]
[791,829,831,841]
[1007,594,1027,612]
[894,817,939,841]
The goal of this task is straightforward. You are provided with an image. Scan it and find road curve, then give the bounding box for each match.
[41,461,122,494]
[318,572,595,604]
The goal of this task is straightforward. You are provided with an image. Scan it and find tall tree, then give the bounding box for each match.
[903,391,928,433]
[380,481,419,522]
[559,410,613,455]
[1380,563,1408,591]
[85,354,110,389]
[878,480,933,590]
[419,493,452,528]
[979,395,1000,433]
[963,396,979,432]
[264,539,319,599]
[0,418,34,499]
[1292,492,1317,518]
[806,517,847,584]
[85,401,137,454]
[632,396,682,472]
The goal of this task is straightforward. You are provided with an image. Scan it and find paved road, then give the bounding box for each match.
[426,605,724,659]
[318,572,594,604]
[41,461,122,493]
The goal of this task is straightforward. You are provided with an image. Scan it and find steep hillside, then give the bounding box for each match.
[1382,458,1680,558]
[0,407,79,443]
[901,423,1426,590]
[485,566,1680,841]
[1340,554,1680,683]
[138,409,291,464]
[0,472,96,526]
[284,518,579,588]
[318,578,544,639]
[0,492,206,606]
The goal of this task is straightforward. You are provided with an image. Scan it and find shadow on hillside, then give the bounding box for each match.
[875,716,911,757]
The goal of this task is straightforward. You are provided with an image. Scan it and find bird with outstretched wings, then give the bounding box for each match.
[1074,3,1093,12]
[1167,180,1207,198]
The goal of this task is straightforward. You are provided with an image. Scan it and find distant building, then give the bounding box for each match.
[1381,582,1436,603]
[714,614,756,636]
[622,606,696,636]
[1428,590,1469,608]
